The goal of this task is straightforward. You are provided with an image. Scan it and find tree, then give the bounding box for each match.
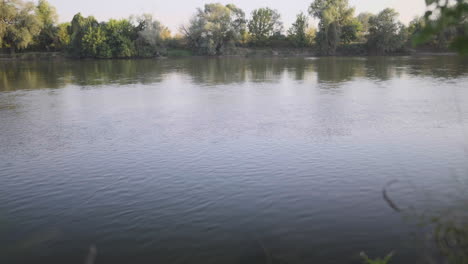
[54,22,70,50]
[407,16,458,49]
[340,18,361,43]
[35,0,58,51]
[367,8,407,54]
[68,13,175,58]
[288,12,310,47]
[414,0,468,54]
[132,14,170,57]
[248,7,283,45]
[182,3,246,55]
[104,19,136,58]
[36,0,57,26]
[81,25,111,58]
[68,13,109,58]
[357,12,373,34]
[408,16,425,37]
[308,0,356,54]
[0,0,43,53]
[356,12,374,42]
[305,27,317,46]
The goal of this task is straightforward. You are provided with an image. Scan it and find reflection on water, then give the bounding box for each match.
[1,56,467,91]
[0,56,468,264]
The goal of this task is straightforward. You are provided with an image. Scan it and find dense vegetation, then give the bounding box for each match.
[413,0,468,55]
[1,0,466,58]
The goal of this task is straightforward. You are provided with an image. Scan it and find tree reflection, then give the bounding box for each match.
[0,61,68,91]
[314,57,365,84]
[0,56,466,91]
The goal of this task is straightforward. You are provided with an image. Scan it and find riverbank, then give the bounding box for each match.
[0,47,458,61]
[0,52,65,61]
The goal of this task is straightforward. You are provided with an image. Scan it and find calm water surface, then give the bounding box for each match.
[0,56,468,264]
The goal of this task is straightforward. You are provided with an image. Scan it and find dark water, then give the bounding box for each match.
[0,56,467,264]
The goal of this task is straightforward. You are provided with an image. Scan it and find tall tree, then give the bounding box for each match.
[182,3,246,55]
[0,0,43,53]
[367,8,407,54]
[288,12,309,47]
[35,0,58,51]
[248,7,283,45]
[357,12,373,34]
[81,25,110,58]
[36,0,57,26]
[308,0,356,54]
[104,19,136,58]
[356,12,374,41]
[68,13,107,57]
[132,14,170,57]
[54,22,70,50]
[340,18,361,43]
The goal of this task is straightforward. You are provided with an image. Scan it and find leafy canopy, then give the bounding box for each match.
[308,0,358,54]
[34,0,58,51]
[0,0,43,51]
[288,12,311,47]
[414,0,468,54]
[182,3,246,55]
[248,7,283,44]
[132,14,170,57]
[367,8,407,54]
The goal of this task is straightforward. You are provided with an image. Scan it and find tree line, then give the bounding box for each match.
[1,0,466,58]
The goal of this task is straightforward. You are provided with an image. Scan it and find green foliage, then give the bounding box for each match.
[82,25,111,58]
[305,27,317,46]
[308,0,356,29]
[54,23,70,50]
[341,18,361,43]
[432,219,468,263]
[68,14,169,58]
[360,252,394,264]
[414,0,468,54]
[308,0,357,54]
[0,0,43,52]
[408,16,425,37]
[132,14,169,57]
[33,24,56,51]
[36,0,57,26]
[248,7,283,45]
[357,12,374,34]
[68,13,99,57]
[182,3,246,55]
[104,19,136,58]
[356,12,374,42]
[287,12,310,47]
[3,0,463,57]
[34,0,58,51]
[408,15,461,50]
[367,8,407,54]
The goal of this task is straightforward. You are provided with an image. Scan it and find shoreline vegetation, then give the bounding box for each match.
[1,0,466,60]
[0,48,459,61]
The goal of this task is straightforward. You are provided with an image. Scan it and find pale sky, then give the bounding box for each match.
[47,0,427,32]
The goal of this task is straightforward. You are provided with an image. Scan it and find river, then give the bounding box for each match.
[0,56,467,264]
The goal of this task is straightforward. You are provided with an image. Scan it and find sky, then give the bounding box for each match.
[47,0,427,32]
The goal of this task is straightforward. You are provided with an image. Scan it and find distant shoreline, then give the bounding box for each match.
[0,49,459,61]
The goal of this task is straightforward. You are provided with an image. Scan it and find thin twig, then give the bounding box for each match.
[383,180,402,212]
